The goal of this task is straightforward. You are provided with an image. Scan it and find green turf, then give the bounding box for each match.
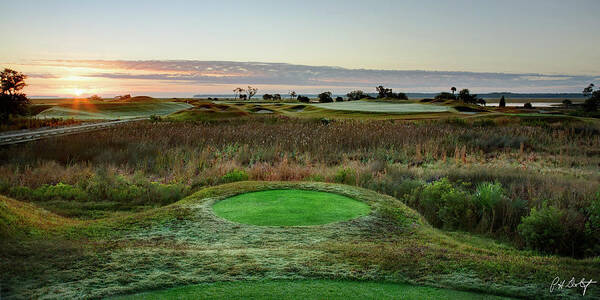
[310,101,451,113]
[212,189,370,226]
[37,102,193,120]
[113,280,512,300]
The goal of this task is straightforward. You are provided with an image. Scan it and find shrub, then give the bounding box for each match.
[518,204,566,254]
[415,178,474,229]
[473,182,505,232]
[333,168,356,185]
[524,102,533,109]
[149,114,162,122]
[318,92,333,103]
[221,170,249,183]
[346,90,367,101]
[335,96,343,102]
[297,95,310,103]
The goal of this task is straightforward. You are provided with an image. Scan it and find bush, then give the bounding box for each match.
[318,92,333,103]
[518,204,566,254]
[221,170,249,183]
[346,90,367,101]
[524,102,533,109]
[415,178,474,229]
[149,114,162,122]
[473,182,505,232]
[297,96,310,103]
[335,96,343,102]
[333,168,356,185]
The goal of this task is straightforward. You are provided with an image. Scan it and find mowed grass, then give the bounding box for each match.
[37,102,193,120]
[212,189,370,226]
[113,280,512,300]
[310,101,451,113]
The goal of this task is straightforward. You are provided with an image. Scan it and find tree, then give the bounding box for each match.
[376,85,392,98]
[335,96,343,102]
[318,92,333,103]
[457,89,481,104]
[562,99,572,107]
[0,68,29,119]
[347,90,366,101]
[582,83,599,112]
[499,96,506,108]
[297,95,310,103]
[583,83,595,97]
[583,90,599,112]
[524,102,533,109]
[247,86,258,100]
[89,95,102,101]
[239,94,247,100]
[262,94,273,100]
[435,92,457,101]
[273,94,282,101]
[288,91,297,100]
[451,87,457,95]
[233,87,245,99]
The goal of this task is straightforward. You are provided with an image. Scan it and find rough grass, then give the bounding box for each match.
[1,181,598,299]
[212,189,370,226]
[112,279,512,300]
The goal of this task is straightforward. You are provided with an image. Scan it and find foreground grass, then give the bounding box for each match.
[1,181,598,299]
[113,280,511,300]
[212,189,370,226]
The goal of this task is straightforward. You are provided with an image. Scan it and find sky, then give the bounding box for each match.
[1,0,599,97]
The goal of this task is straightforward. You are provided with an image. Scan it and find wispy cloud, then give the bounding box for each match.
[17,60,600,93]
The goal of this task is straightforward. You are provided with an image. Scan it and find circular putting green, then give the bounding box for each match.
[212,189,370,226]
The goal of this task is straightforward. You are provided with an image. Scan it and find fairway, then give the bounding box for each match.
[311,101,451,113]
[113,280,511,300]
[212,189,370,226]
[37,102,193,120]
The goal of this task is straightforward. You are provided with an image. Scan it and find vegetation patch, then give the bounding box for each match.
[212,189,371,226]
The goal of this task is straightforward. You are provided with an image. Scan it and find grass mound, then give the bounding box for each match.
[212,189,370,226]
[114,280,509,300]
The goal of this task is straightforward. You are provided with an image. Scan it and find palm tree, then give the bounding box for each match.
[451,87,457,95]
[289,91,297,100]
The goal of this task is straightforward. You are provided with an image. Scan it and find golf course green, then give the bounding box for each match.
[212,189,370,226]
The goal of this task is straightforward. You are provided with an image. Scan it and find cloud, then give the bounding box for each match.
[23,60,600,92]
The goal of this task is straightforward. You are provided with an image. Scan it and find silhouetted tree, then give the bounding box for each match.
[318,92,333,103]
[247,86,258,100]
[233,87,245,99]
[524,102,533,109]
[335,96,343,102]
[451,87,457,95]
[262,94,273,100]
[273,94,282,101]
[583,84,595,97]
[499,96,506,107]
[239,94,247,100]
[457,89,481,104]
[347,90,367,101]
[288,91,297,100]
[0,68,29,119]
[434,92,457,101]
[89,95,102,101]
[297,95,310,103]
[562,99,572,107]
[376,85,392,98]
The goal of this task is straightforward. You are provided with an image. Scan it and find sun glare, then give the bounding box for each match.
[72,88,85,97]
